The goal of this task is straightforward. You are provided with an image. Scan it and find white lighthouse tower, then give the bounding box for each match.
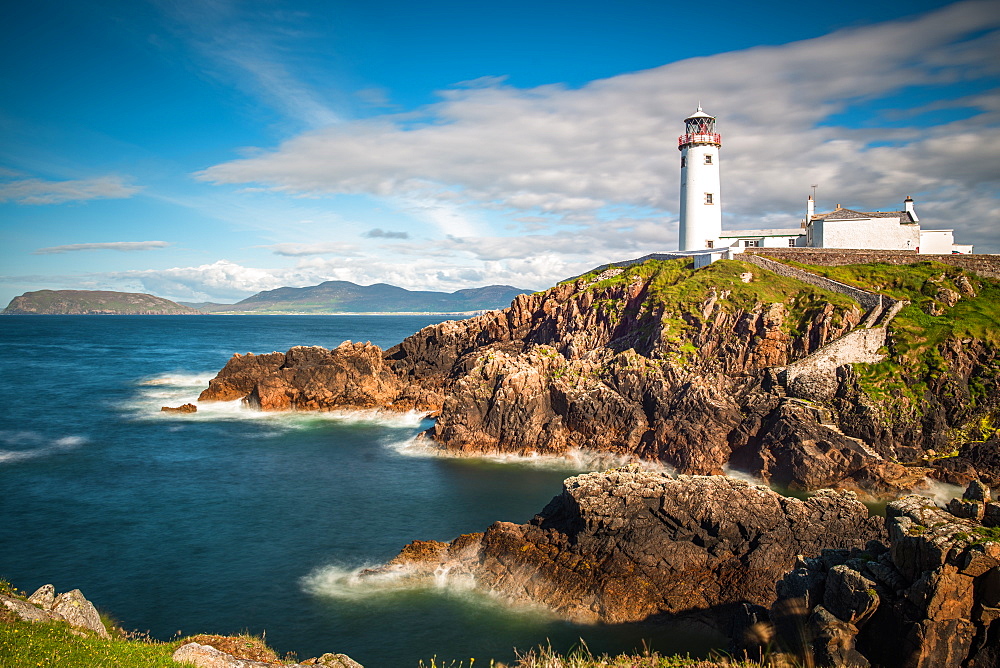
[678,106,722,251]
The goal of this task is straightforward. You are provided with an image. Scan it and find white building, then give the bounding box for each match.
[677,107,722,251]
[674,109,973,255]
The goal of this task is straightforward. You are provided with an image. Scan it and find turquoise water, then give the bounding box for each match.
[0,315,723,666]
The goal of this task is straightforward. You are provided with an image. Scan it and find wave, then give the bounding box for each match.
[300,563,553,619]
[0,431,87,464]
[302,563,474,601]
[385,435,671,473]
[125,370,428,431]
[913,478,965,506]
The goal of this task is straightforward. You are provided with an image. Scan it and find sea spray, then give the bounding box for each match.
[386,435,672,474]
[0,431,87,465]
[300,562,555,620]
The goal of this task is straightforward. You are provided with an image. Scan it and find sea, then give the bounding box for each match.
[0,315,727,666]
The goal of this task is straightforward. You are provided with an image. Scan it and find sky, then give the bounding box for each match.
[1,0,998,305]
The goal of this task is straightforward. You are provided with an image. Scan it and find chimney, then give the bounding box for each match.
[805,195,815,228]
[904,195,919,222]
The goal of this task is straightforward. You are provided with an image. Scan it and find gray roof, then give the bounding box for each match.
[812,207,916,223]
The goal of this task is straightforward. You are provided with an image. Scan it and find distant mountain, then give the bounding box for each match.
[3,290,201,315]
[199,281,532,314]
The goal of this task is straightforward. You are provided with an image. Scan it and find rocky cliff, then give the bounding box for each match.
[3,289,200,315]
[365,468,884,625]
[199,258,1000,494]
[767,480,1000,668]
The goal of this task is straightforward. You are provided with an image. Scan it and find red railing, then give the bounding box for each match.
[678,133,722,148]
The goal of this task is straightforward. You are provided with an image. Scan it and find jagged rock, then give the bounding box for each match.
[311,653,364,668]
[201,343,412,412]
[810,605,869,668]
[730,402,913,493]
[51,589,109,638]
[771,481,1000,668]
[173,643,277,668]
[2,586,107,637]
[374,469,883,624]
[27,584,55,610]
[200,351,286,401]
[199,259,999,495]
[823,565,878,625]
[161,403,197,413]
[0,594,63,623]
[172,643,365,668]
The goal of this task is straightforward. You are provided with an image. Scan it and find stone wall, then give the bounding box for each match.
[739,253,891,318]
[745,248,1000,279]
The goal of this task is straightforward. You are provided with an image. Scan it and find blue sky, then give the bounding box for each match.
[1,0,998,305]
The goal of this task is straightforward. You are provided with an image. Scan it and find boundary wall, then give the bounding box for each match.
[738,253,896,321]
[744,248,1000,279]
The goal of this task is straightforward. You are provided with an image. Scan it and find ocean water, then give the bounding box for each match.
[0,315,724,666]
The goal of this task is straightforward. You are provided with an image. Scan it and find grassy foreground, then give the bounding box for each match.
[0,612,768,668]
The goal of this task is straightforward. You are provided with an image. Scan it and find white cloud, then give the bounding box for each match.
[195,1,1000,253]
[0,176,142,205]
[33,241,170,255]
[108,260,296,301]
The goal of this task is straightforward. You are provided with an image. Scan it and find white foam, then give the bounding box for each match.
[0,431,87,464]
[301,563,474,601]
[912,478,966,506]
[124,369,428,432]
[722,465,770,487]
[386,435,668,473]
[300,562,552,619]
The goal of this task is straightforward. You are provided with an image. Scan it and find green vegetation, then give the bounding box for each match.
[0,618,181,668]
[972,526,1000,544]
[780,261,1000,416]
[571,258,857,349]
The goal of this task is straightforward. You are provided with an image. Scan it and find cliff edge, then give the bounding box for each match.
[200,258,1000,494]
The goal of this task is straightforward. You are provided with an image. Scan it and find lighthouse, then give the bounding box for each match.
[678,106,722,251]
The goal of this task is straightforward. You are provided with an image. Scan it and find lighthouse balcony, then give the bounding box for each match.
[678,133,722,148]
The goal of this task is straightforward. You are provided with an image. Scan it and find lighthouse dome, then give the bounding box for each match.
[684,106,715,121]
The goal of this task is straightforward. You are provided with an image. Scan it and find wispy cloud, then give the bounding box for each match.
[363,228,409,239]
[0,176,142,205]
[156,0,340,129]
[263,241,360,256]
[32,241,171,255]
[197,1,1000,252]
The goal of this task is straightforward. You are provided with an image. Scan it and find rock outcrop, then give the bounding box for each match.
[1,584,109,637]
[767,480,1000,668]
[173,642,364,668]
[162,403,198,413]
[199,258,1000,494]
[367,468,884,625]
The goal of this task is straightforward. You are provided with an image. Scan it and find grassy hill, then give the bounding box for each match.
[199,281,530,314]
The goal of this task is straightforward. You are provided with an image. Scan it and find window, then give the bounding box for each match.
[788,238,797,247]
[706,240,714,248]
[704,193,714,205]
[743,239,760,247]
[704,154,713,165]
[680,156,686,168]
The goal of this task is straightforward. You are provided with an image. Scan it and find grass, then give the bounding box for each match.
[0,617,182,668]
[772,260,1000,421]
[418,644,769,668]
[569,258,858,349]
